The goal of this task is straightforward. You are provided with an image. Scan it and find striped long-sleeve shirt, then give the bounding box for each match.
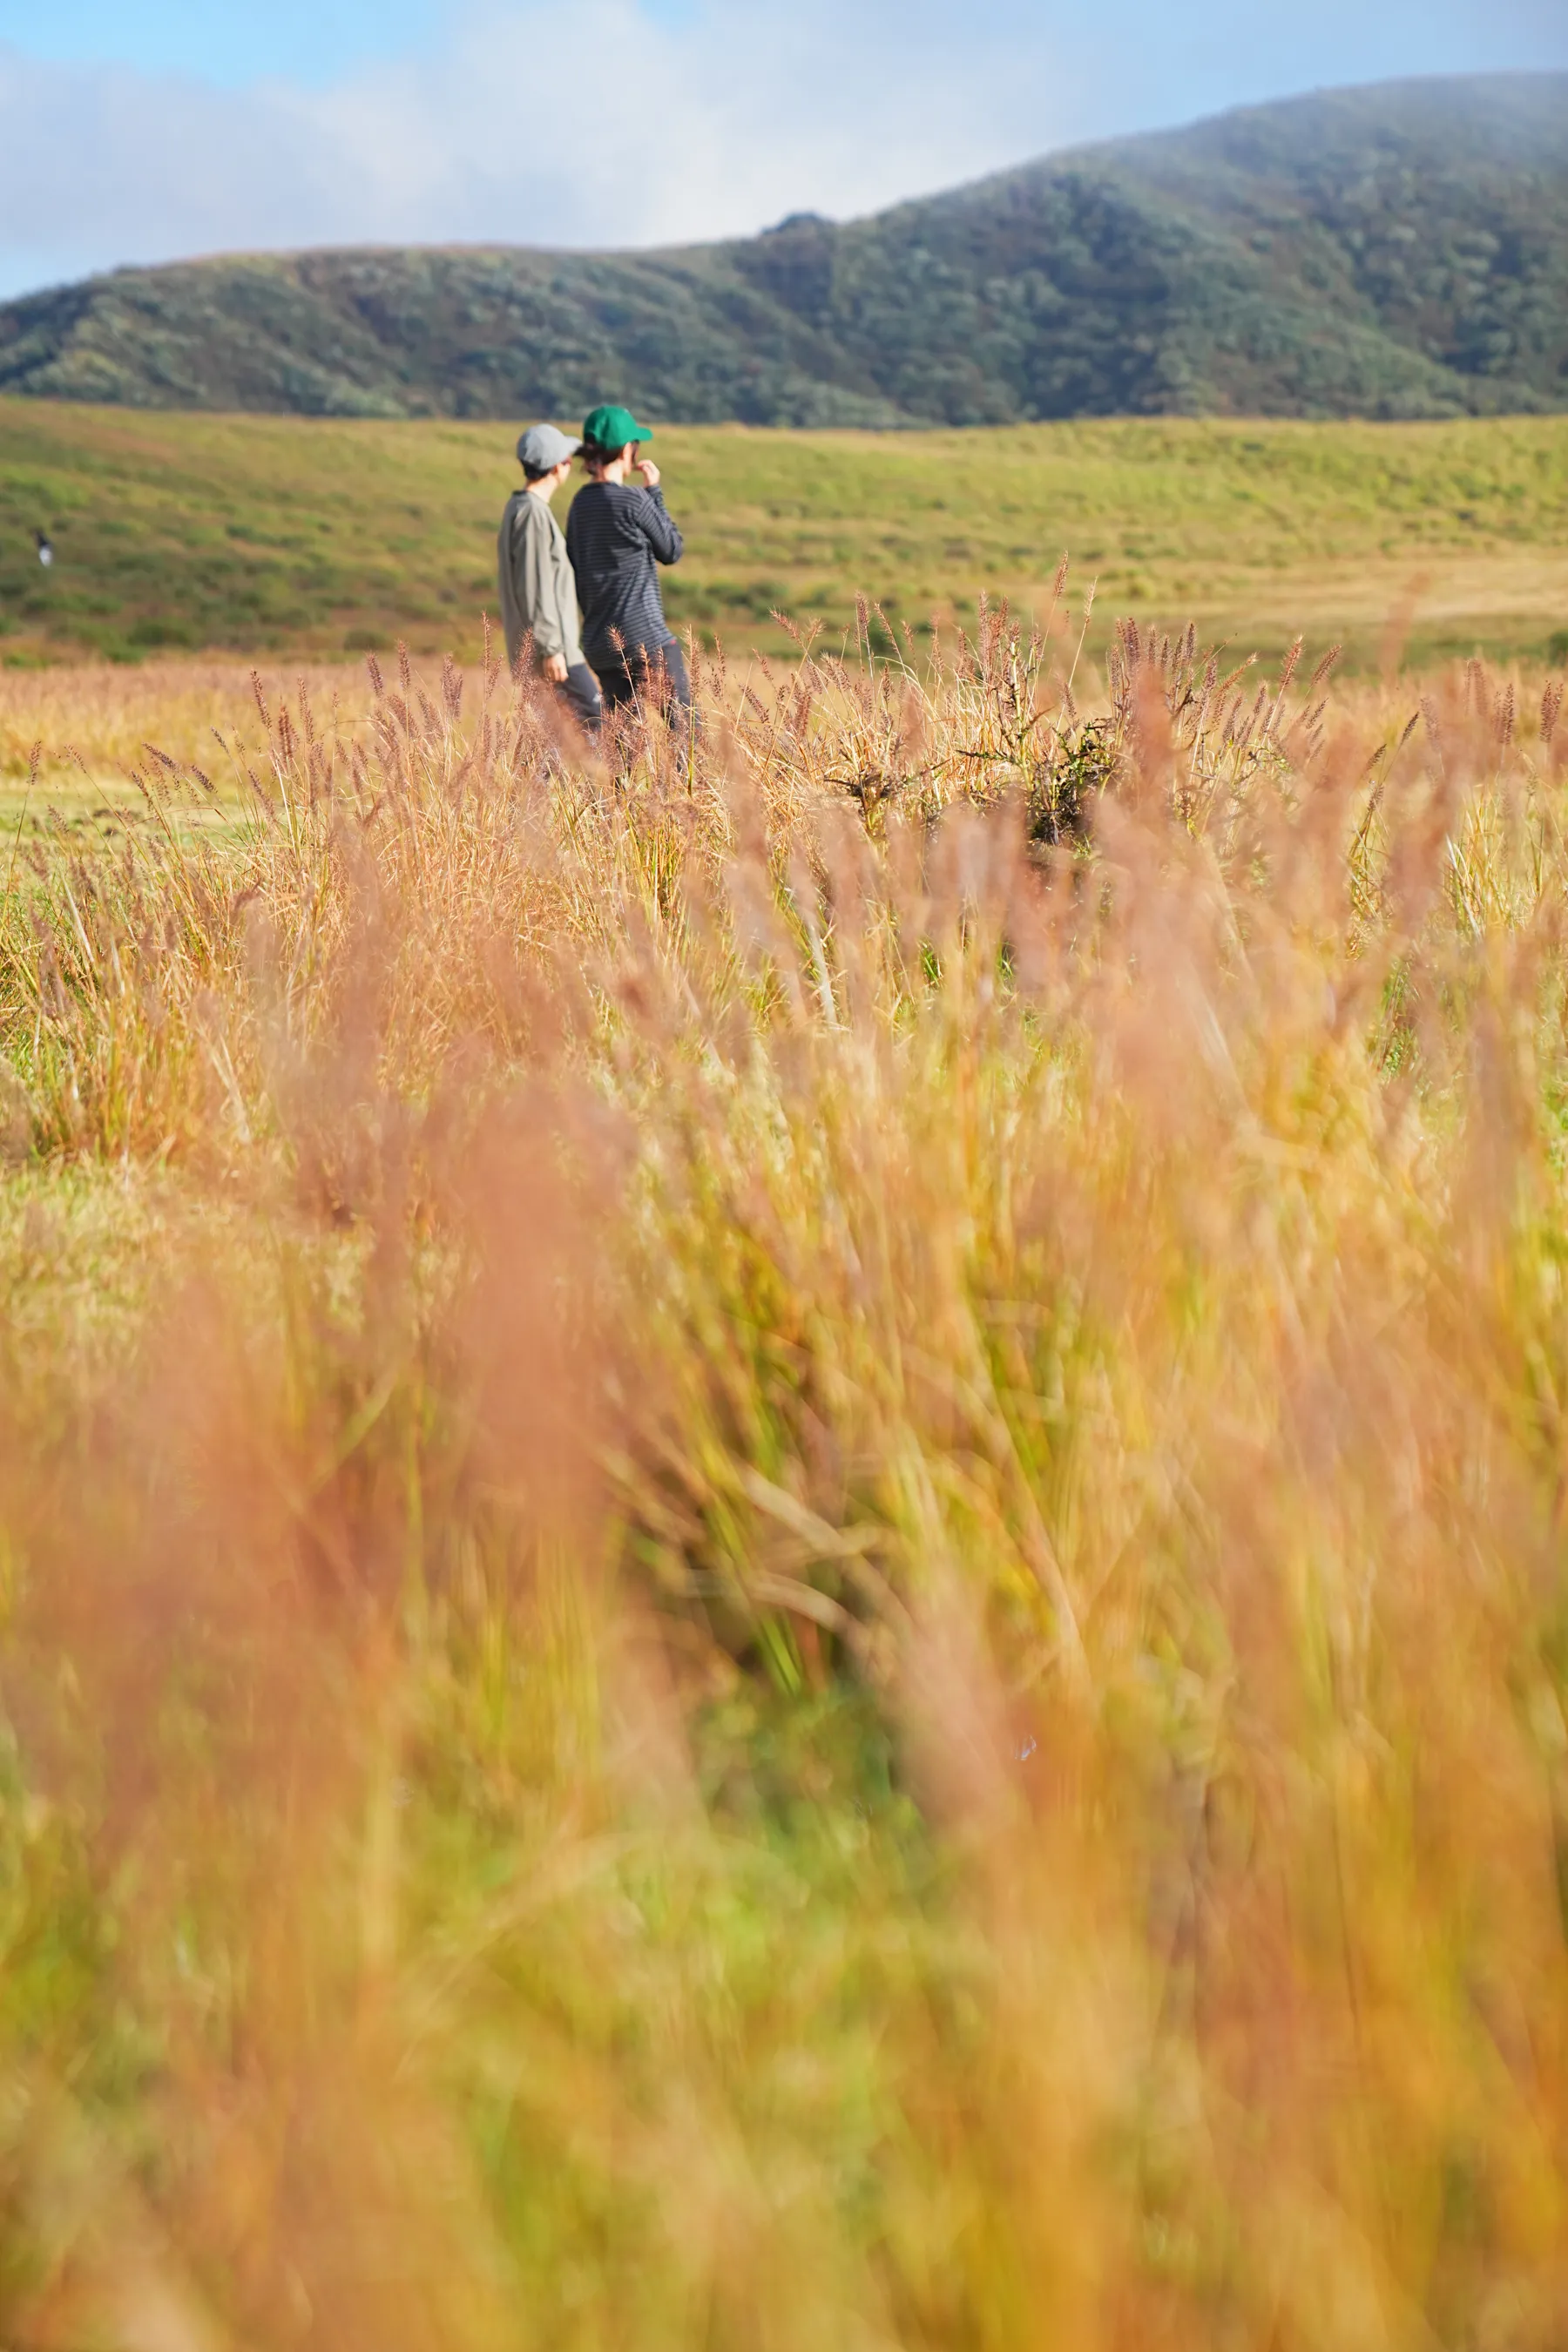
[564,481,683,672]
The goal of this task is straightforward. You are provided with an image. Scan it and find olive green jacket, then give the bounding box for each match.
[497,488,584,670]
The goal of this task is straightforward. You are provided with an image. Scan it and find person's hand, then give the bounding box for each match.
[634,456,661,489]
[543,652,568,685]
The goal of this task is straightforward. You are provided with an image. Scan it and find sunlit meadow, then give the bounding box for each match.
[0,589,1566,2351]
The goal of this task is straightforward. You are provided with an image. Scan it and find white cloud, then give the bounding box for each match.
[0,0,1085,296]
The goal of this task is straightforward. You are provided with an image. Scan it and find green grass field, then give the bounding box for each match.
[2,400,1566,674]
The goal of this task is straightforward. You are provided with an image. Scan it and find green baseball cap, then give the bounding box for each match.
[582,402,650,451]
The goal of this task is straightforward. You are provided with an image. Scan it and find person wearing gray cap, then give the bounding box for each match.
[497,423,602,730]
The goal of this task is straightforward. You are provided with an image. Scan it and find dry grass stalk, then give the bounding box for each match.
[0,617,1564,2348]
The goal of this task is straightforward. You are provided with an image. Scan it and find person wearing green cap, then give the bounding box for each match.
[564,403,690,719]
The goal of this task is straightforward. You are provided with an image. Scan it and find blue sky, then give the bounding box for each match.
[0,0,444,88]
[0,0,1565,299]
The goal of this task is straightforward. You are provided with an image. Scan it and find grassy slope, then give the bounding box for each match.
[2,401,1567,675]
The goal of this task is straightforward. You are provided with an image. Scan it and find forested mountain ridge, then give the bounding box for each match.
[1,73,1565,425]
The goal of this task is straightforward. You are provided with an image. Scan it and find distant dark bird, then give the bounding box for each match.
[35,531,52,569]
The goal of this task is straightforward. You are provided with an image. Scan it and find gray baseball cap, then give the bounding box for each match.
[517,422,582,472]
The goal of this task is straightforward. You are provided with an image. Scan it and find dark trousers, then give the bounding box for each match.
[556,661,604,731]
[593,639,692,718]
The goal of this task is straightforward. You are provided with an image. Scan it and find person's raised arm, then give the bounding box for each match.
[632,455,683,565]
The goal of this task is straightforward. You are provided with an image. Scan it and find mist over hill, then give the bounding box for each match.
[1,73,1565,425]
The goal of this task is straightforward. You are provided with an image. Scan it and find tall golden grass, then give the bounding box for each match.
[0,658,381,787]
[0,605,1566,2350]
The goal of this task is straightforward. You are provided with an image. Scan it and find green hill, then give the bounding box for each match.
[1,74,1565,426]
